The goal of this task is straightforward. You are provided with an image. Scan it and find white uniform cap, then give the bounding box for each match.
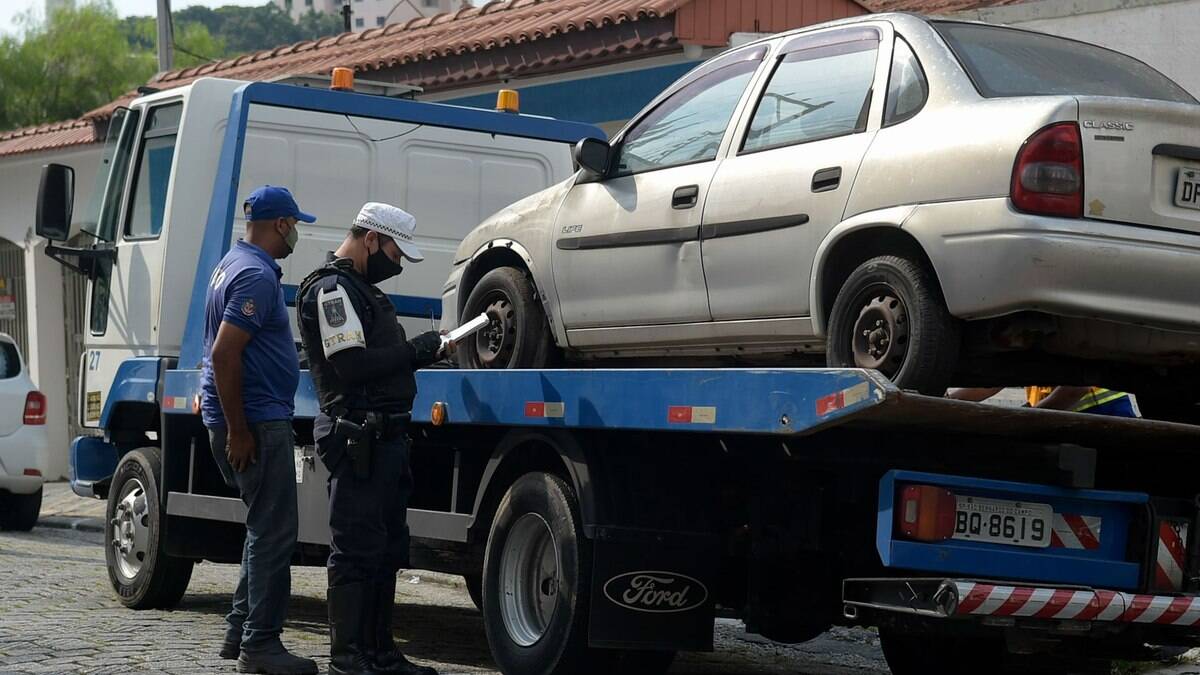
[352,202,424,262]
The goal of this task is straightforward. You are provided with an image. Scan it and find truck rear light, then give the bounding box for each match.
[898,484,957,542]
[23,391,46,425]
[1011,122,1083,218]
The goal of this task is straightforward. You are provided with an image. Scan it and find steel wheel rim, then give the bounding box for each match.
[850,285,910,377]
[474,294,516,368]
[499,513,561,647]
[110,477,150,582]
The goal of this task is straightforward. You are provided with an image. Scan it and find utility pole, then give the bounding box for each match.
[342,1,352,32]
[156,0,174,73]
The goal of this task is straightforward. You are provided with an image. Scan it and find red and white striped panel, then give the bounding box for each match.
[951,582,1200,626]
[1156,521,1190,591]
[1050,514,1102,550]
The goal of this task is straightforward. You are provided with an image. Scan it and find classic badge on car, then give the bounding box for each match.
[603,571,708,613]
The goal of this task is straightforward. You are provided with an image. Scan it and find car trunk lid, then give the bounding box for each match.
[1078,96,1200,233]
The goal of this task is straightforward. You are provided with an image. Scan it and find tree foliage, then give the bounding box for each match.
[0,2,347,133]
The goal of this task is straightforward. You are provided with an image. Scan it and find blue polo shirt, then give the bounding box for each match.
[200,240,299,427]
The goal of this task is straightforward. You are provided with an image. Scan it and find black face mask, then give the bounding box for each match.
[365,245,404,284]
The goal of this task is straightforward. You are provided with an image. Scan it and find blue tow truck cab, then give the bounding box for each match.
[49,81,1200,675]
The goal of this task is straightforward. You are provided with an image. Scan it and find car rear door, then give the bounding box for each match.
[551,47,767,331]
[701,26,887,322]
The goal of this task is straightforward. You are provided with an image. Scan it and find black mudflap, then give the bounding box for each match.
[588,526,718,651]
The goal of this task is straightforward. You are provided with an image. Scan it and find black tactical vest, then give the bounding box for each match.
[297,257,417,416]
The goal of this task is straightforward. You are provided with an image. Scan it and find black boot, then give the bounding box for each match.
[328,582,381,675]
[371,574,438,675]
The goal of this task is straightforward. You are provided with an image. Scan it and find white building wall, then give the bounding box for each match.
[275,0,459,31]
[953,0,1200,98]
[0,145,102,479]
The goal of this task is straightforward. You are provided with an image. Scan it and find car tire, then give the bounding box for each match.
[827,255,960,396]
[460,267,555,369]
[105,447,194,609]
[464,573,483,612]
[482,472,598,675]
[0,486,42,531]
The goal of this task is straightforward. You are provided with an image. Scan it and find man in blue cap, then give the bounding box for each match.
[201,185,318,674]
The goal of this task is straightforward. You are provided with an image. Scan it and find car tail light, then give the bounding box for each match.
[23,468,41,477]
[23,391,46,425]
[898,484,957,542]
[1011,122,1083,218]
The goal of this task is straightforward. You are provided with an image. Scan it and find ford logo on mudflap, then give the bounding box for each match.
[603,571,708,613]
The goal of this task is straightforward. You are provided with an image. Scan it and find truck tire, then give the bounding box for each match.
[880,629,1002,675]
[482,472,598,675]
[105,447,194,609]
[827,255,960,396]
[464,573,483,612]
[0,486,42,531]
[460,267,555,369]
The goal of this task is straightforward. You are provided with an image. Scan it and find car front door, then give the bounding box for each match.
[701,26,887,324]
[551,47,766,332]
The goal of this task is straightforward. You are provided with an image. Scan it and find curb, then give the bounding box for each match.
[38,515,104,533]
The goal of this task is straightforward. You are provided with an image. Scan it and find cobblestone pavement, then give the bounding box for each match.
[0,525,892,675]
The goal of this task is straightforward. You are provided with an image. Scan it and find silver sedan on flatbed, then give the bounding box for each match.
[441,13,1200,412]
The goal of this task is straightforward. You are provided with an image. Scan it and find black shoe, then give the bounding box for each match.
[237,643,318,675]
[371,575,438,675]
[328,582,381,675]
[220,627,242,659]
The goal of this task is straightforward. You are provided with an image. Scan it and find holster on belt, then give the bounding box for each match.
[334,413,379,481]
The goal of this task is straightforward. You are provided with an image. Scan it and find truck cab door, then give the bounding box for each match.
[82,102,181,427]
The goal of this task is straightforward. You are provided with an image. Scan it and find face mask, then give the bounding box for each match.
[365,240,404,284]
[280,220,299,255]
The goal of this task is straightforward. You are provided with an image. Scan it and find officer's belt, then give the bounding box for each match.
[331,409,411,439]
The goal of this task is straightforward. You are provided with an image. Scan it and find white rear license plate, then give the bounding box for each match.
[953,496,1052,548]
[1173,167,1200,211]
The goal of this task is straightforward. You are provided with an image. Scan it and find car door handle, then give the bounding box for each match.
[672,185,700,209]
[812,167,841,193]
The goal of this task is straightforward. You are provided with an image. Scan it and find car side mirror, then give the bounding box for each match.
[573,138,612,177]
[36,163,74,242]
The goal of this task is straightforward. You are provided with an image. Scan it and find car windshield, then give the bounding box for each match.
[934,22,1196,105]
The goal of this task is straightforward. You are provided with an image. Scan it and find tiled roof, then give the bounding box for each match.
[0,118,99,158]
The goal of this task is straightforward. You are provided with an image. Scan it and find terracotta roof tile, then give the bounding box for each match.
[0,118,99,157]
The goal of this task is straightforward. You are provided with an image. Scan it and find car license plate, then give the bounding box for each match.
[953,496,1052,548]
[1173,167,1200,211]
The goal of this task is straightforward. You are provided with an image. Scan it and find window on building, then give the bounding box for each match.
[742,32,878,153]
[304,0,312,6]
[376,16,386,26]
[284,0,292,9]
[355,17,364,27]
[423,0,438,7]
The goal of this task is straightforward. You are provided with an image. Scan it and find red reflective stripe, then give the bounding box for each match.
[1161,522,1186,562]
[993,587,1035,617]
[525,402,545,417]
[1123,594,1155,622]
[668,406,692,423]
[1032,589,1076,619]
[1067,515,1101,550]
[1156,563,1174,590]
[1155,596,1195,625]
[956,584,994,614]
[1075,590,1115,621]
[816,392,843,416]
[1050,531,1065,548]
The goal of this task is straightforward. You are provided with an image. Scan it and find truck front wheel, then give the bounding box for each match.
[105,447,194,609]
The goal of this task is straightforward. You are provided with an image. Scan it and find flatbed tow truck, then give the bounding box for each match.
[40,79,1200,675]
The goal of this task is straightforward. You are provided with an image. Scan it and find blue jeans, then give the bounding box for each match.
[208,420,298,652]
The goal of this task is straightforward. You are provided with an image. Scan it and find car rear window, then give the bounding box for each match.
[0,342,20,379]
[934,22,1196,105]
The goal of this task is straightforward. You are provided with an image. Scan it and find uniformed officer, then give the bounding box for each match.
[296,203,443,675]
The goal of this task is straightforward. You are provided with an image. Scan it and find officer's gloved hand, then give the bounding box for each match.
[410,330,443,364]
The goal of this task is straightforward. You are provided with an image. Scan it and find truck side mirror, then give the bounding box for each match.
[36,163,74,242]
[573,138,612,178]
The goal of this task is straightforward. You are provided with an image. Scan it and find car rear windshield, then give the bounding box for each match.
[934,22,1196,105]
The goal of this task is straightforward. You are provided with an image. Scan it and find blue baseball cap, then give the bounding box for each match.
[243,185,316,223]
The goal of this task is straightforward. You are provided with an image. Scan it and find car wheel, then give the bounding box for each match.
[460,267,555,369]
[482,472,598,675]
[827,255,960,395]
[0,486,42,531]
[105,447,194,609]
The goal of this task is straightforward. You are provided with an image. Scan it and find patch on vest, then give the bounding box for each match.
[241,298,256,317]
[323,297,348,327]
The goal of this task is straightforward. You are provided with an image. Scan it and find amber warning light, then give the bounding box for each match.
[331,67,355,91]
[496,89,519,113]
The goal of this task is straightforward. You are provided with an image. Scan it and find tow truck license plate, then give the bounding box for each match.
[1174,167,1200,211]
[953,496,1052,548]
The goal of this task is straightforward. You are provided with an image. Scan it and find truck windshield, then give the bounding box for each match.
[81,107,140,242]
[934,22,1196,105]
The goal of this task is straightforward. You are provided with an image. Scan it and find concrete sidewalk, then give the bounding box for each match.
[38,480,105,533]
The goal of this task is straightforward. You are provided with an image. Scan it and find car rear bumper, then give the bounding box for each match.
[906,197,1200,334]
[0,425,50,494]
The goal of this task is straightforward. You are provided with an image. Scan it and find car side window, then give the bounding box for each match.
[0,342,18,379]
[125,103,182,240]
[741,33,879,154]
[884,37,928,126]
[613,59,761,177]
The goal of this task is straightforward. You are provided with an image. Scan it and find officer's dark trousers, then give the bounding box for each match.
[325,435,413,589]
